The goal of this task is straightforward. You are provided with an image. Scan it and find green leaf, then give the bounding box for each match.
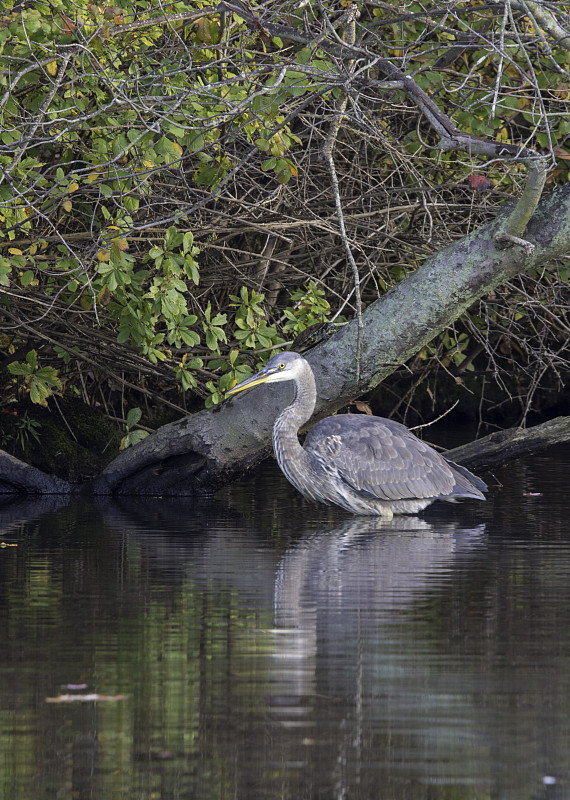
[20,270,35,286]
[0,262,11,286]
[130,429,150,445]
[164,225,183,249]
[7,361,32,376]
[179,370,197,391]
[27,368,62,406]
[211,326,227,342]
[206,330,219,351]
[182,231,194,253]
[29,381,46,405]
[171,278,188,292]
[124,196,139,213]
[179,329,200,346]
[186,260,199,285]
[218,371,235,391]
[126,407,142,429]
[156,136,182,158]
[188,133,205,152]
[287,84,307,98]
[35,367,62,387]
[121,429,150,449]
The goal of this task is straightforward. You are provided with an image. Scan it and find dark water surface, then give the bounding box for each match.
[1,447,570,800]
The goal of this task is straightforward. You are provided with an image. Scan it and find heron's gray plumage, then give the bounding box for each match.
[226,352,486,517]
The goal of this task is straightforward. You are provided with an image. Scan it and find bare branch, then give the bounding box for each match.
[494,157,549,251]
[520,1,570,52]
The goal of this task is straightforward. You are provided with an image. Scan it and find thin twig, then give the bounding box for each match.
[321,4,363,383]
[408,400,460,433]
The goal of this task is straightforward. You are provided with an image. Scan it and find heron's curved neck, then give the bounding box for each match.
[273,364,317,497]
[279,362,317,433]
[272,362,316,480]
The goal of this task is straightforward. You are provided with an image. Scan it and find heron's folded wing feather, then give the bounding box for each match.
[305,416,456,501]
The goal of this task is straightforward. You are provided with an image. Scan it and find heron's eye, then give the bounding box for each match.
[279,363,285,369]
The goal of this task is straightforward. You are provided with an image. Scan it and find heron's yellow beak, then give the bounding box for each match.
[225,369,274,396]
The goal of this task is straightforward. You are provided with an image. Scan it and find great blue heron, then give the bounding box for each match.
[226,352,487,517]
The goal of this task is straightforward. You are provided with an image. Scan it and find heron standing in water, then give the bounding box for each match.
[226,351,486,517]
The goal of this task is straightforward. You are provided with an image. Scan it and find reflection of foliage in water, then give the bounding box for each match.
[0,502,279,799]
[0,453,570,799]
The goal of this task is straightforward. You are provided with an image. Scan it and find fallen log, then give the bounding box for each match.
[445,416,570,469]
[0,450,71,494]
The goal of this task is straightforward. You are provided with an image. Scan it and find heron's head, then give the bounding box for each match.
[226,351,307,396]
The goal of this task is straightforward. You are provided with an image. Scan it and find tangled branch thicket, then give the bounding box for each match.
[1,0,569,429]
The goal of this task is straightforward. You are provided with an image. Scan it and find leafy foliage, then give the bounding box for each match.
[283,281,332,337]
[0,411,42,452]
[0,0,569,426]
[7,351,62,406]
[120,407,150,450]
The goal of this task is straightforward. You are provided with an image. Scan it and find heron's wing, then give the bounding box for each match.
[304,415,457,501]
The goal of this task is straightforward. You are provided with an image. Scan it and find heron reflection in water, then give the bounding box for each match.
[226,352,486,518]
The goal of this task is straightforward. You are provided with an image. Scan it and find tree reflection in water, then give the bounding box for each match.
[0,449,569,800]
